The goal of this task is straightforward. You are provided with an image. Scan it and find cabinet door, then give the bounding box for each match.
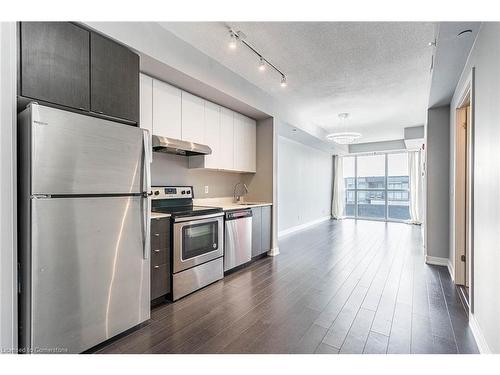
[261,206,272,255]
[233,113,245,171]
[234,114,257,172]
[204,101,221,169]
[90,32,139,123]
[181,91,205,144]
[251,207,263,257]
[219,107,235,170]
[20,22,90,110]
[153,79,182,139]
[140,74,153,136]
[245,116,257,173]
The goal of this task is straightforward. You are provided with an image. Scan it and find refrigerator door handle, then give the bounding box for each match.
[142,195,151,260]
[142,129,152,260]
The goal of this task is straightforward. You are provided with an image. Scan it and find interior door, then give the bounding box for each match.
[29,104,144,195]
[30,196,150,353]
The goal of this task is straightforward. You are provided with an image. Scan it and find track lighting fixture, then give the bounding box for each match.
[227,28,287,88]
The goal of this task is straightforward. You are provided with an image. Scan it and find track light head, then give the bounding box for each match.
[280,75,287,88]
[228,31,238,50]
[258,57,266,71]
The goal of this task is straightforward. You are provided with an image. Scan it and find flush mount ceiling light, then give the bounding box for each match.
[326,113,361,145]
[227,28,287,88]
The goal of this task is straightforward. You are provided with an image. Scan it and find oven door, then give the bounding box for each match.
[173,213,224,273]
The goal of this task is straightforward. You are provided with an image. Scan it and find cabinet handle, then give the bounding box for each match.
[154,233,160,237]
[154,249,161,253]
[154,265,160,269]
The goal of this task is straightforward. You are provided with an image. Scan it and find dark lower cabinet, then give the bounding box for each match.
[251,206,272,257]
[150,217,171,301]
[90,32,139,123]
[20,22,90,110]
[261,205,272,253]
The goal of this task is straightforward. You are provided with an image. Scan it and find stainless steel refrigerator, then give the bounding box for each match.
[18,103,152,354]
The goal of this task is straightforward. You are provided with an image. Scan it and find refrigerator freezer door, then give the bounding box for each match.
[30,196,150,353]
[27,104,145,195]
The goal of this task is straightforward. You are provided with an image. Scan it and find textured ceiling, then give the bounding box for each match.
[160,22,435,143]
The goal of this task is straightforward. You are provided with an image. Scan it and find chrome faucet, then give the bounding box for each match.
[233,182,249,203]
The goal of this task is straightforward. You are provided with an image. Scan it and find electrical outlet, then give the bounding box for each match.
[204,186,209,194]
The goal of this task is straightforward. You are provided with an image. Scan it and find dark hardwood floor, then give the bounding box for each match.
[95,219,478,354]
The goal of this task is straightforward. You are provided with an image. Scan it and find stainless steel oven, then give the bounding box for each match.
[173,213,224,273]
[151,186,225,301]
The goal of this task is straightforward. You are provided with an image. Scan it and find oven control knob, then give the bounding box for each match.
[154,190,160,195]
[181,190,185,195]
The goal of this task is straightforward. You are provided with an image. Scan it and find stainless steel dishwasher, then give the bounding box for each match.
[224,209,252,272]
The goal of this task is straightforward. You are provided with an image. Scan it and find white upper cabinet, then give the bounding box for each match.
[245,116,257,173]
[219,107,235,171]
[139,74,153,136]
[145,76,256,173]
[181,91,205,144]
[234,113,256,172]
[152,79,181,139]
[203,101,221,169]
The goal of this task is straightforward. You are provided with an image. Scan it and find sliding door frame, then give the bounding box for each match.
[343,150,410,223]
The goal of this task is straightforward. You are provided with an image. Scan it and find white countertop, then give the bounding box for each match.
[151,212,171,219]
[193,197,272,212]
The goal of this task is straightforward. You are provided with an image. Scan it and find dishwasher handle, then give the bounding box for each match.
[225,209,253,221]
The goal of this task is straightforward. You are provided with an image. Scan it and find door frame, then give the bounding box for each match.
[453,68,475,312]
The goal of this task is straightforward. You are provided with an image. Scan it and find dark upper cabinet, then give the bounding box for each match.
[90,32,139,123]
[20,22,90,110]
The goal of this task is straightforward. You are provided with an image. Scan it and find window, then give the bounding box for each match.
[342,152,410,222]
[387,153,410,221]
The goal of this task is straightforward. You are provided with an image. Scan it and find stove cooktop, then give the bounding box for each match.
[152,205,222,218]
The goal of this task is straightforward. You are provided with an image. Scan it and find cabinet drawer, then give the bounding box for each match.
[151,248,169,267]
[151,232,169,251]
[151,263,171,300]
[151,217,170,234]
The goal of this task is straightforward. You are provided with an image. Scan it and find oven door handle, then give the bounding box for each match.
[174,212,224,223]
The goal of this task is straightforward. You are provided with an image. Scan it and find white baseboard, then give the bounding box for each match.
[278,216,331,238]
[425,255,449,267]
[469,313,492,354]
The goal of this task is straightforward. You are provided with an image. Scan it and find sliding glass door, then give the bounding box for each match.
[343,152,409,222]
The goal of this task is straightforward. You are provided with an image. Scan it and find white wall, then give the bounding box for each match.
[425,106,450,260]
[450,23,500,353]
[0,22,17,352]
[278,136,333,235]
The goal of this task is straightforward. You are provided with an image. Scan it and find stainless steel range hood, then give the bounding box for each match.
[152,135,212,156]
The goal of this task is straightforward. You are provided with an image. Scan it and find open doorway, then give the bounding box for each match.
[454,74,474,312]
